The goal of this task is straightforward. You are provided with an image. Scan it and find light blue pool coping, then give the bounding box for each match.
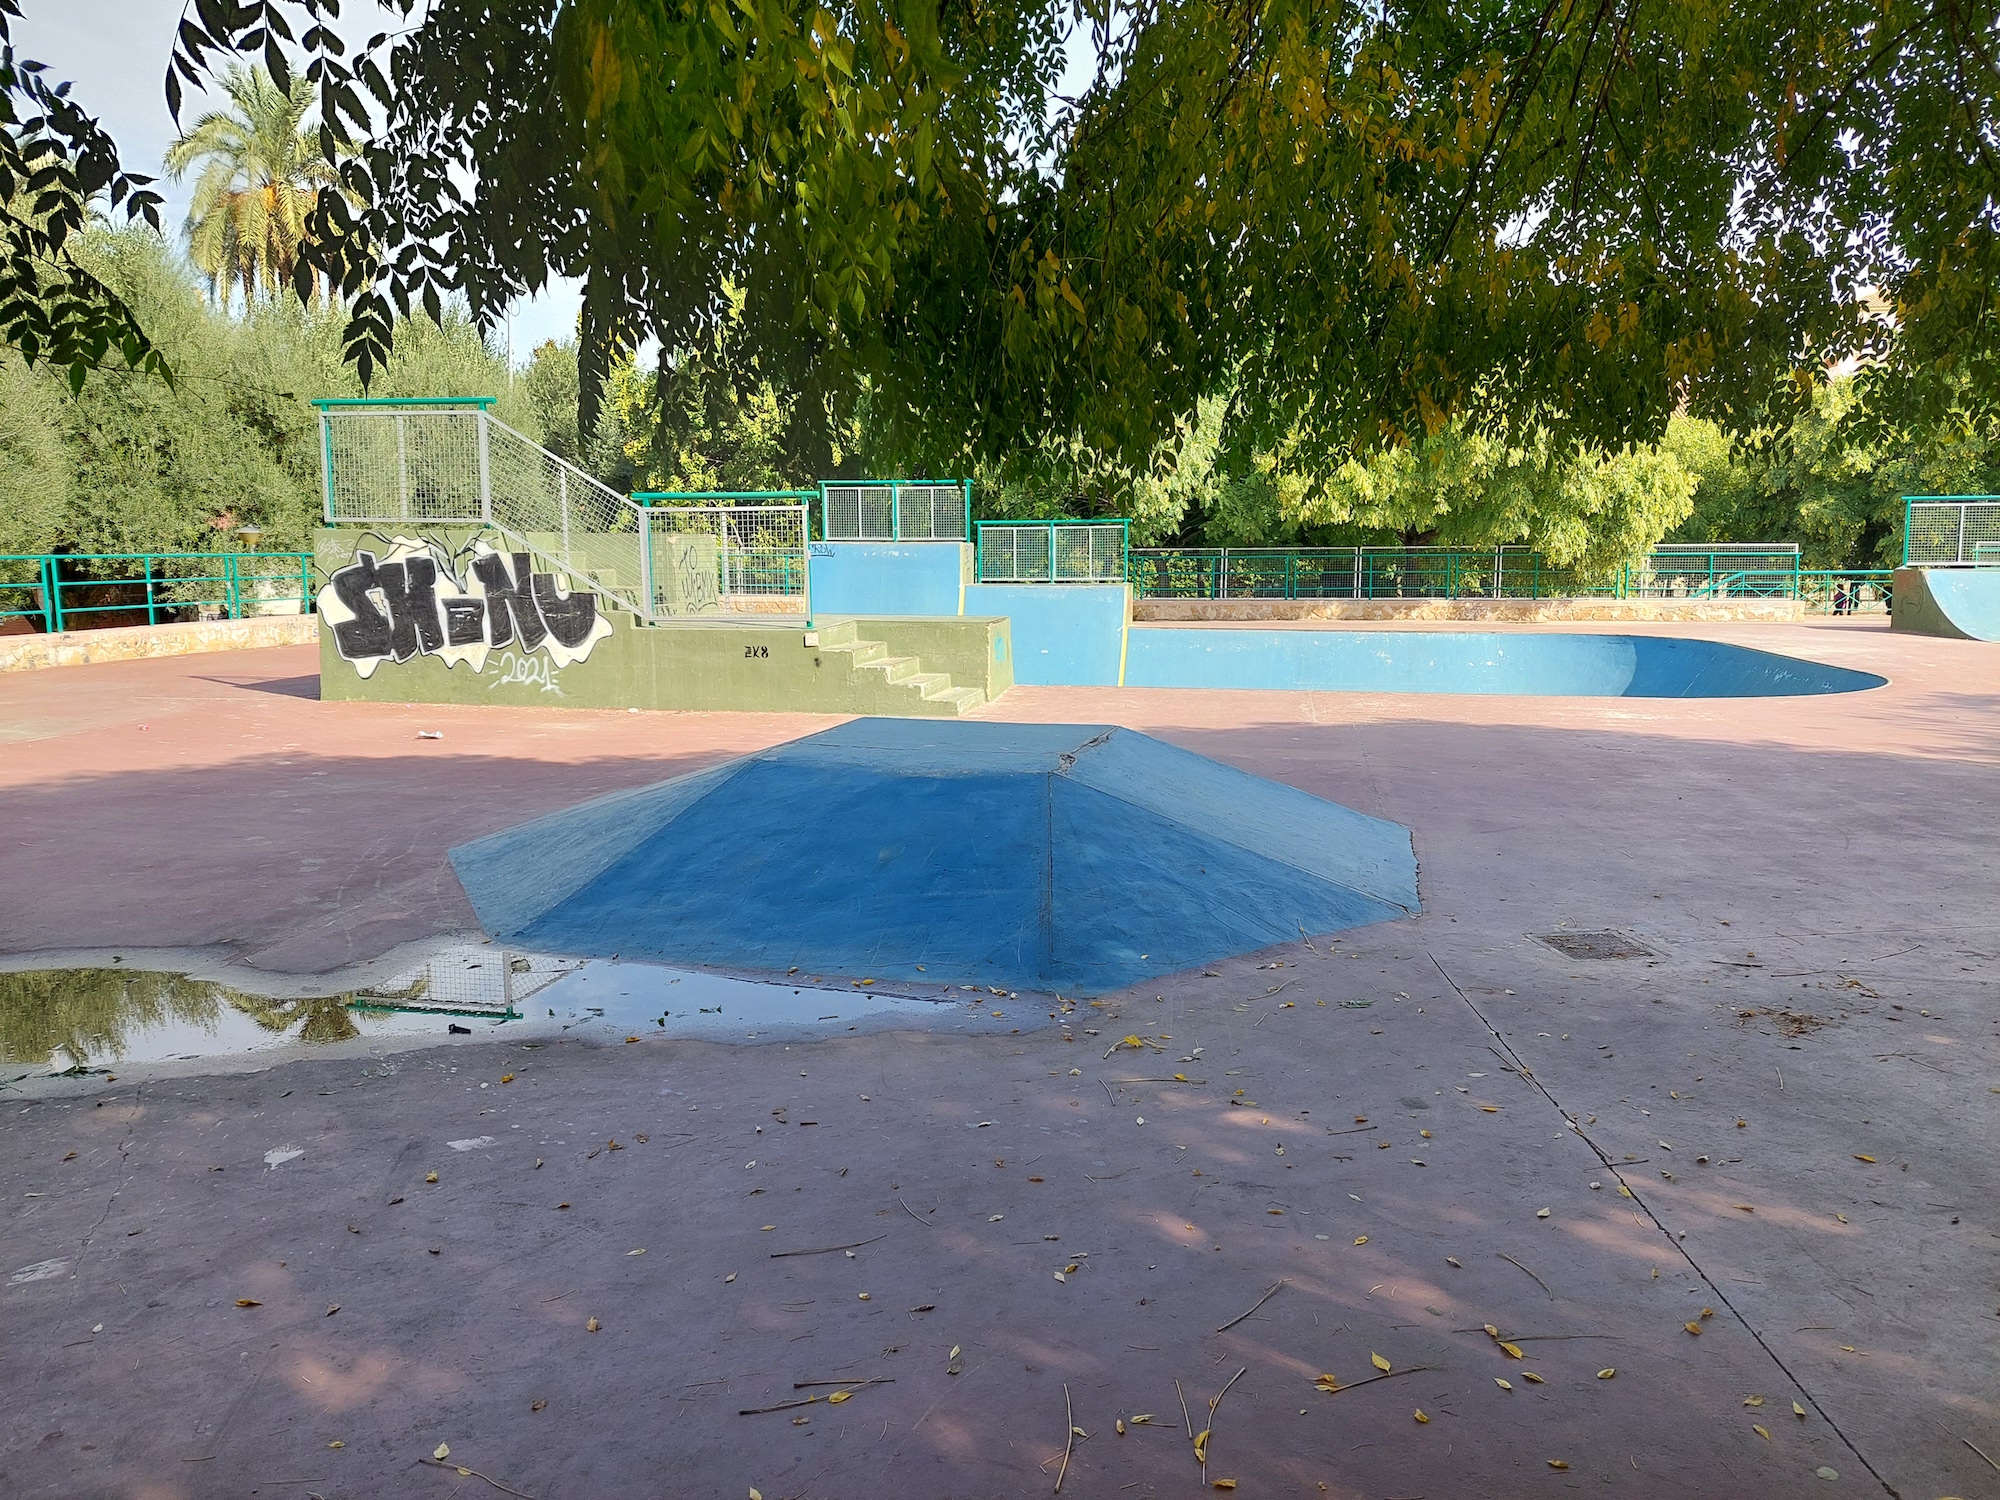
[1122,629,1886,698]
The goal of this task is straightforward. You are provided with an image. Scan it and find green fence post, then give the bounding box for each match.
[47,555,63,632]
[144,555,157,626]
[225,553,241,619]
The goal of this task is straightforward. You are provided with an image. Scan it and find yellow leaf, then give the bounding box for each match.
[1753,1424,1771,1440]
[1116,1419,1126,1435]
[1174,1074,1188,1082]
[1193,1427,1210,1462]
[1480,1105,1499,1113]
[1120,1035,1144,1049]
[434,1444,451,1461]
[1745,1395,1765,1407]
[1495,1378,1513,1390]
[1597,1369,1616,1380]
[1371,1352,1391,1372]
[1483,1323,1499,1337]
[1522,1372,1545,1384]
[1734,1204,1755,1212]
[751,1490,764,1500]
[1131,1414,1154,1424]
[1618,1185,1634,1198]
[1853,1154,1876,1163]
[1414,1409,1430,1423]
[234,1298,261,1307]
[1213,1482,1237,1492]
[949,1346,961,1359]
[425,1171,438,1183]
[501,1074,514,1083]
[1499,1342,1524,1359]
[586,1316,600,1332]
[328,1441,344,1449]
[827,1391,851,1404]
[1701,1307,1714,1318]
[1548,1460,1570,1470]
[1793,1401,1807,1418]
[1684,1322,1703,1336]
[1354,1236,1368,1245]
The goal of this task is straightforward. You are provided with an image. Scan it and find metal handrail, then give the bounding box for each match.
[0,551,314,633]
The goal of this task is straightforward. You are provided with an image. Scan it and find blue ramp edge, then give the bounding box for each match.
[448,719,1418,995]
[1892,566,2000,642]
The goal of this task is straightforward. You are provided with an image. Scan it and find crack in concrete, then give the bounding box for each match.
[68,1080,145,1319]
[1426,950,1901,1500]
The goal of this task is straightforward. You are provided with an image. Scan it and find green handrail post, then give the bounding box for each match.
[891,482,902,541]
[48,555,64,632]
[144,555,157,626]
[225,553,241,620]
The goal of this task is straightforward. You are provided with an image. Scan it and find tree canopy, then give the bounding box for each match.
[167,0,2000,479]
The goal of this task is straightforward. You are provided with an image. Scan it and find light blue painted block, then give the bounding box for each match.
[807,542,970,616]
[449,719,1418,995]
[960,584,1129,685]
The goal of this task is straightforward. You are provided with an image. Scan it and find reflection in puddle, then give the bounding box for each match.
[0,946,1036,1074]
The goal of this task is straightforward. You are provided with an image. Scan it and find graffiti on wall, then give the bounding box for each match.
[318,534,612,684]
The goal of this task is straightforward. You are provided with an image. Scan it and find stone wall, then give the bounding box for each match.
[0,614,318,673]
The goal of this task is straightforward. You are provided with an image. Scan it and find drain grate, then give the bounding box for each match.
[1535,930,1655,960]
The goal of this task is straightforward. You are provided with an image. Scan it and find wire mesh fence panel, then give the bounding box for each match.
[1906,500,2000,564]
[897,485,969,540]
[1130,550,1221,597]
[1290,550,1362,598]
[1051,524,1126,581]
[325,410,486,522]
[647,505,808,616]
[978,525,1052,581]
[484,416,649,613]
[354,946,582,1018]
[822,485,896,539]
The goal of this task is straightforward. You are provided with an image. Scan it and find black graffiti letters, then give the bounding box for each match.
[329,551,393,661]
[532,572,599,650]
[470,551,549,652]
[321,537,608,679]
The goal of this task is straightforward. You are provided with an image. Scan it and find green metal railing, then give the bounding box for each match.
[1797,569,1895,614]
[0,552,314,634]
[975,519,1131,583]
[1129,545,1809,601]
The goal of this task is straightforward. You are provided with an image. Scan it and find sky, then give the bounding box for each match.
[10,0,1099,368]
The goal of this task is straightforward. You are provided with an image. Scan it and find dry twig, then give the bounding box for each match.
[1214,1279,1287,1334]
[897,1197,933,1227]
[1055,1384,1076,1493]
[1498,1252,1556,1300]
[769,1234,887,1259]
[415,1457,536,1498]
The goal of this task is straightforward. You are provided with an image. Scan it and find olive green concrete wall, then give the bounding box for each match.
[314,528,1008,714]
[839,616,1015,697]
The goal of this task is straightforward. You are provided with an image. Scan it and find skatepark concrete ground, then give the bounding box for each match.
[1,617,1994,1500]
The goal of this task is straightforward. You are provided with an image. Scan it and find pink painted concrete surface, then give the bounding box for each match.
[1,620,1995,1498]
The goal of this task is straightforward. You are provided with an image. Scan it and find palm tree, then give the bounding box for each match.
[165,64,343,310]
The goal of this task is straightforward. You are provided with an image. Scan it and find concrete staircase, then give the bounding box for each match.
[816,621,987,716]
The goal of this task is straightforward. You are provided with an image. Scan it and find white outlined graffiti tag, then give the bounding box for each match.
[318,534,612,680]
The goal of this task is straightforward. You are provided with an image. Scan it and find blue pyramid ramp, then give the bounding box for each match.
[448,719,1418,994]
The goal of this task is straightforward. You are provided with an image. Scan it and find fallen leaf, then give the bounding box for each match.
[1483,1323,1499,1337]
[724,1272,737,1283]
[1536,1208,1551,1219]
[501,1074,514,1083]
[1793,1401,1807,1418]
[234,1299,261,1308]
[827,1391,851,1404]
[1213,1482,1236,1491]
[1744,1395,1765,1407]
[328,1440,344,1449]
[425,1171,438,1184]
[1753,1424,1771,1440]
[1701,1307,1714,1319]
[1684,1322,1703,1336]
[1854,1154,1876,1163]
[1521,1372,1546,1384]
[1816,1469,1839,1481]
[433,1444,450,1461]
[1445,1257,1462,1268]
[1618,1185,1634,1198]
[1734,1204,1755,1212]
[1414,1407,1430,1423]
[1495,1378,1513,1391]
[858,1292,871,1301]
[1354,1236,1368,1245]
[1193,1428,1210,1462]
[1499,1342,1524,1359]
[326,1303,340,1316]
[531,1399,546,1412]
[1597,1369,1616,1380]
[1371,1352,1391,1372]
[1054,1272,1066,1283]
[751,1489,764,1500]
[1548,1460,1569,1470]
[586,1316,600,1332]
[1117,1419,1126,1435]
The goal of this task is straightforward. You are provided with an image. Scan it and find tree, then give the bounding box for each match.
[165,64,343,310]
[169,0,2000,480]
[0,2,165,390]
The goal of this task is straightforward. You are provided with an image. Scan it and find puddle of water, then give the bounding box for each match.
[0,945,1038,1076]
